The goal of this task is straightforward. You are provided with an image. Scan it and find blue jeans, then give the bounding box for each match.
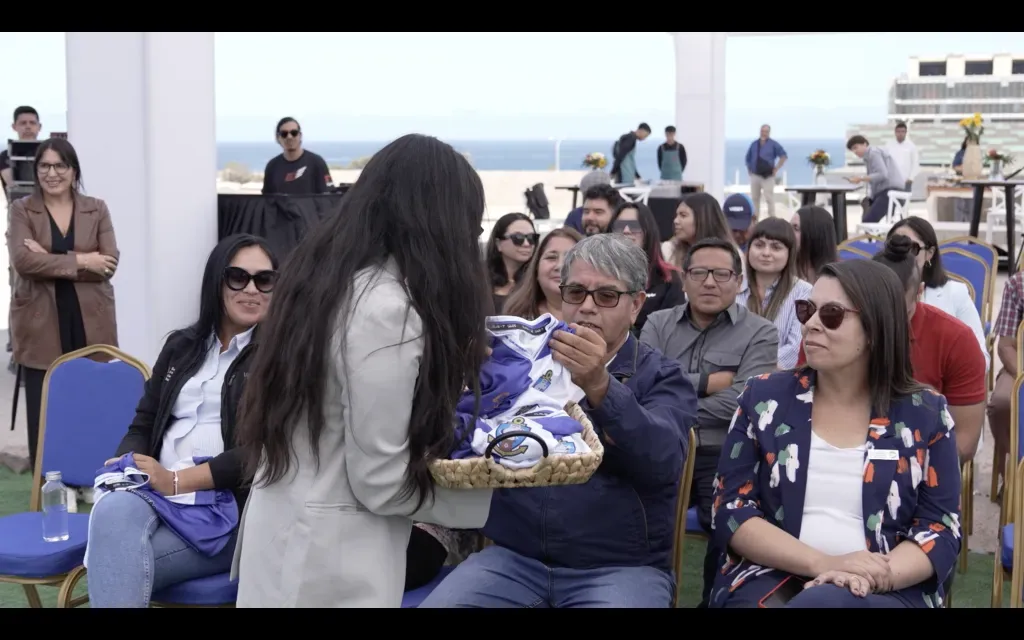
[420,544,674,608]
[86,490,236,608]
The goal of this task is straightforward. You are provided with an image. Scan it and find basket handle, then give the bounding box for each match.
[484,430,550,460]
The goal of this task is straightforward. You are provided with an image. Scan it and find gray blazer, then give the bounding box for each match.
[231,259,493,607]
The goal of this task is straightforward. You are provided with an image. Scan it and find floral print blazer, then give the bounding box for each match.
[709,368,962,608]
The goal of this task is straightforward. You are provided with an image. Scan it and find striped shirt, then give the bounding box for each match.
[737,277,813,369]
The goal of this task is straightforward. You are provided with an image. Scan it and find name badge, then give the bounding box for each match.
[868,449,899,461]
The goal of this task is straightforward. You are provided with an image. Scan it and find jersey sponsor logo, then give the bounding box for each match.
[284,165,307,182]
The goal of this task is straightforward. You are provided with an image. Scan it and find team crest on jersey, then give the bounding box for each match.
[487,417,532,458]
[532,369,553,392]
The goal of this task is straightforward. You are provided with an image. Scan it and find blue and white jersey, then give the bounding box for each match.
[86,453,238,565]
[451,314,590,469]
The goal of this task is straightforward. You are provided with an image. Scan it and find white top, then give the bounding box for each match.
[158,326,254,468]
[883,139,920,182]
[922,279,990,369]
[798,431,868,557]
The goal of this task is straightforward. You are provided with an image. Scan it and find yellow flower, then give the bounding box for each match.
[972,113,982,127]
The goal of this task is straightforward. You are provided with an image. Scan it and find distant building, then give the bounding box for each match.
[846,53,1024,167]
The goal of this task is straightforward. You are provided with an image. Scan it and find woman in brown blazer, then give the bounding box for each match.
[8,138,119,471]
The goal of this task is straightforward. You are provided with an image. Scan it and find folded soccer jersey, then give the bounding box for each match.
[450,314,590,469]
[86,453,238,566]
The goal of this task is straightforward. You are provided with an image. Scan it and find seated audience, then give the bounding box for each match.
[502,228,582,321]
[886,217,988,368]
[564,171,613,234]
[986,267,1024,492]
[661,192,735,270]
[738,218,813,369]
[722,193,755,251]
[607,201,685,334]
[579,184,624,237]
[486,212,537,313]
[795,237,986,463]
[789,205,837,284]
[640,237,778,605]
[422,234,697,608]
[86,234,278,607]
[711,259,961,608]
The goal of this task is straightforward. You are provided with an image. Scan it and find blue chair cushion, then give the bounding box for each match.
[685,506,705,535]
[152,572,237,606]
[402,565,455,608]
[1002,523,1014,571]
[0,512,89,578]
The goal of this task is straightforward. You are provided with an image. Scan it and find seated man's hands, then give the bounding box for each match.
[550,325,609,396]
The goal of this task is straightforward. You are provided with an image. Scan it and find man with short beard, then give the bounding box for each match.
[580,184,623,236]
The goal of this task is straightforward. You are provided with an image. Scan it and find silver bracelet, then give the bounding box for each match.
[172,471,179,496]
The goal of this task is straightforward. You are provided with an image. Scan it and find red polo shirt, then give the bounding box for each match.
[795,303,987,405]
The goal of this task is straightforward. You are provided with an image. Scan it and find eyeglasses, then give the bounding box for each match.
[611,220,642,234]
[685,268,735,283]
[505,232,539,247]
[224,266,279,293]
[37,162,70,176]
[907,242,923,256]
[278,129,301,138]
[560,284,635,308]
[794,299,860,330]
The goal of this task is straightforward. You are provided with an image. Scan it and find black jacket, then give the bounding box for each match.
[115,327,258,506]
[634,270,686,335]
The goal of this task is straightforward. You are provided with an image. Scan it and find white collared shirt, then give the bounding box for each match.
[883,139,919,182]
[158,326,254,468]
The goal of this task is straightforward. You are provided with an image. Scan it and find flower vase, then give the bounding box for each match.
[813,166,828,185]
[989,159,1004,181]
[962,142,983,179]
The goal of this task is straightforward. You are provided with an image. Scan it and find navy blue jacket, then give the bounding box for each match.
[482,334,697,572]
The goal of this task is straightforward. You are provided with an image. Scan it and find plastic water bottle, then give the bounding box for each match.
[41,471,70,542]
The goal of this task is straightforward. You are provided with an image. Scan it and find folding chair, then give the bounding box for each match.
[992,376,1024,607]
[671,428,701,608]
[0,345,150,607]
[838,233,884,256]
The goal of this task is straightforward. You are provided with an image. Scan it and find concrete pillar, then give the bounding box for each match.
[671,32,727,201]
[65,32,218,366]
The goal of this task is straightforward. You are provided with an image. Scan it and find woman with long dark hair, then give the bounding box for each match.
[790,205,837,283]
[738,218,813,369]
[886,217,986,367]
[7,138,119,473]
[501,227,582,320]
[232,134,494,608]
[608,201,685,333]
[661,192,734,270]
[485,212,537,313]
[87,234,278,607]
[711,259,961,608]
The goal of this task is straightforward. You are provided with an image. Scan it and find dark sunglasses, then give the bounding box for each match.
[611,220,643,234]
[505,232,539,247]
[560,284,634,308]
[907,242,923,256]
[278,129,301,138]
[224,266,278,293]
[794,299,860,331]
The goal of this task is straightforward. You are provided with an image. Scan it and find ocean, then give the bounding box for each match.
[218,138,848,187]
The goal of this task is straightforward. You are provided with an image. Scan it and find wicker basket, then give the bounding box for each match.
[430,402,604,489]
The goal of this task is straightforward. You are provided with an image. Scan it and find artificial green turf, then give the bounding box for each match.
[0,466,1012,608]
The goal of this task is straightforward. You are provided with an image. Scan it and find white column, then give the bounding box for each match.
[672,32,727,201]
[66,32,218,366]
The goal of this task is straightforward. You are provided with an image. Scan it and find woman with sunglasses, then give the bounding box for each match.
[86,234,278,608]
[886,217,987,368]
[710,258,962,608]
[7,138,120,475]
[502,227,582,321]
[607,201,685,334]
[486,212,538,313]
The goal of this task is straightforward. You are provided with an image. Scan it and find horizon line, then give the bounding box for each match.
[216,136,847,144]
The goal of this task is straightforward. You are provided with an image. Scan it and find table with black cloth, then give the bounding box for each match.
[217,192,348,260]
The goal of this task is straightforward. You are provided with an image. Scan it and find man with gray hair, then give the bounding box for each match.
[423,234,697,609]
